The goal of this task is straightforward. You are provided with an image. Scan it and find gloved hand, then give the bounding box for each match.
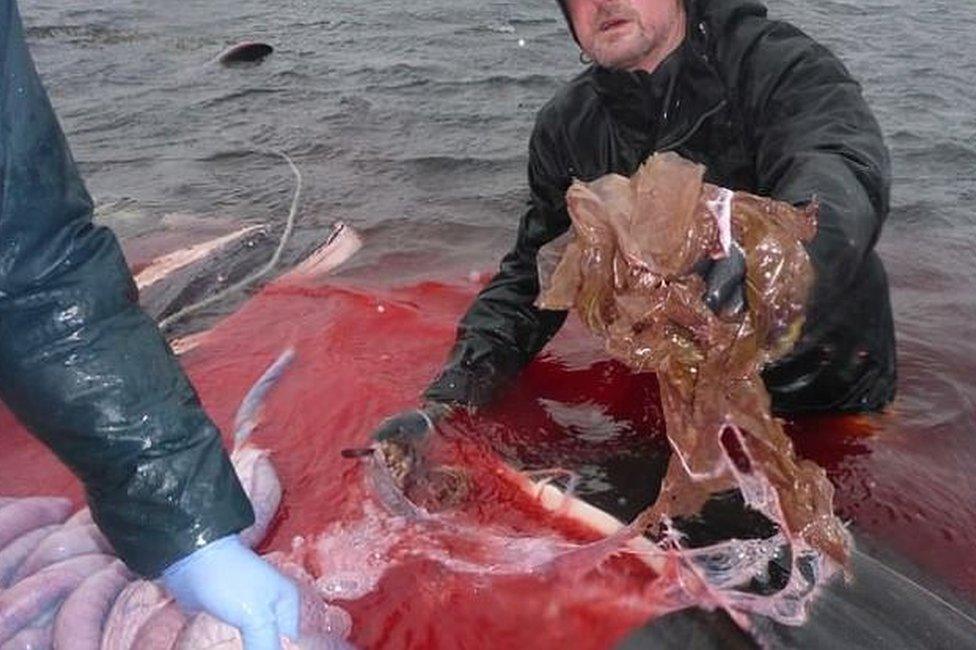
[372,402,453,447]
[161,535,300,650]
[371,403,454,489]
[698,241,747,317]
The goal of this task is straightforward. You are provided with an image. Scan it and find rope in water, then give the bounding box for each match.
[157,149,302,332]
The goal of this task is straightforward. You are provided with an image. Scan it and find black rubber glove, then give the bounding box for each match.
[698,242,747,317]
[372,402,452,446]
[371,403,453,490]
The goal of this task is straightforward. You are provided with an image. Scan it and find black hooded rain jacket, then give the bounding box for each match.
[425,0,897,414]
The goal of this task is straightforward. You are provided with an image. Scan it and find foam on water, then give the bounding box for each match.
[324,422,840,642]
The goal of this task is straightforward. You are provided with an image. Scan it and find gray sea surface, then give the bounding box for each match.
[20,1,975,276]
[19,0,976,599]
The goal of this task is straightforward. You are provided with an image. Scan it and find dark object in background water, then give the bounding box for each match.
[217,41,274,66]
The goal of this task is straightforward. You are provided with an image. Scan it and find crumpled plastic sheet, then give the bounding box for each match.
[534,152,849,625]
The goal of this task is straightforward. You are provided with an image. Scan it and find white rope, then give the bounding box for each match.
[158,149,302,332]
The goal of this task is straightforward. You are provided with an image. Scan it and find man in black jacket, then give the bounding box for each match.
[376,0,896,446]
[0,2,296,647]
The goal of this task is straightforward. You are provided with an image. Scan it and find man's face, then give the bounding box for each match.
[566,0,685,71]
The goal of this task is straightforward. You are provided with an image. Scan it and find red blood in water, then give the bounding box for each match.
[1,275,975,649]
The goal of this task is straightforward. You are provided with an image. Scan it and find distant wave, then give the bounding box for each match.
[361,154,524,178]
[354,70,560,93]
[194,88,284,109]
[26,23,145,45]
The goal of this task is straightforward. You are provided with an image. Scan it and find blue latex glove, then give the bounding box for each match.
[161,535,300,650]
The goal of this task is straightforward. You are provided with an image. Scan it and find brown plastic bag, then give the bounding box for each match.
[537,152,849,568]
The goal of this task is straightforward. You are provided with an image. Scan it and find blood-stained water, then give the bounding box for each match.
[1,274,975,647]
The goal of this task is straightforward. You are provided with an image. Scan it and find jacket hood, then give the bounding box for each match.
[556,0,578,43]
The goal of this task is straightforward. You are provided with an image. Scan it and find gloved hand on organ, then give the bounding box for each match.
[161,535,300,650]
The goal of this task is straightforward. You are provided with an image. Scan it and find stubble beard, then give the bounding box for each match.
[590,26,659,70]
[584,2,684,72]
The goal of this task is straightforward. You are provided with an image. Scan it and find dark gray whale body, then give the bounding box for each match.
[217,41,273,66]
